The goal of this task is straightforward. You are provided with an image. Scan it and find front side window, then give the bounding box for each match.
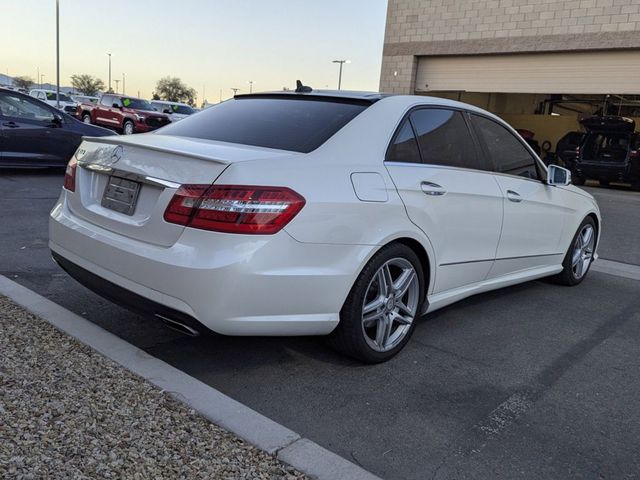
[158,96,369,153]
[472,115,539,180]
[410,109,482,170]
[0,93,55,122]
[45,92,73,102]
[386,119,421,163]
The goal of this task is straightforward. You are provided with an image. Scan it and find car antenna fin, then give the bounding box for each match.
[295,80,312,93]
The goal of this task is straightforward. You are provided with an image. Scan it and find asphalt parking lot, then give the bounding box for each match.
[1,170,639,480]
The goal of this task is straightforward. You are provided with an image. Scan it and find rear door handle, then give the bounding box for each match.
[506,190,522,203]
[421,181,446,196]
[2,121,19,128]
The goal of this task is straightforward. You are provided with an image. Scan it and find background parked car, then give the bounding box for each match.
[572,116,640,189]
[0,88,115,167]
[29,88,78,117]
[71,94,99,105]
[78,94,171,134]
[555,130,585,169]
[150,100,196,122]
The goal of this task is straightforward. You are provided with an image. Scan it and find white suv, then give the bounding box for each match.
[30,88,77,115]
[150,100,195,122]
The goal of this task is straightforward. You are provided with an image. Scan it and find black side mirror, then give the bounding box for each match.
[112,103,121,109]
[163,109,171,114]
[53,113,64,125]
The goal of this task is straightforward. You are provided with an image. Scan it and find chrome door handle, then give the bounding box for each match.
[421,181,446,196]
[506,190,522,203]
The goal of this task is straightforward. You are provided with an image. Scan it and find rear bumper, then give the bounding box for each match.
[49,197,371,336]
[575,162,636,181]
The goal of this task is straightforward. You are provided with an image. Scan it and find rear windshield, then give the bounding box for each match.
[156,96,369,153]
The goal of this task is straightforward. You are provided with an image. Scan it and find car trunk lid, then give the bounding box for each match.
[66,135,296,247]
[580,115,635,133]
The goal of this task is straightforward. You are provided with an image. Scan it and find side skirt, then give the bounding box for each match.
[425,264,563,314]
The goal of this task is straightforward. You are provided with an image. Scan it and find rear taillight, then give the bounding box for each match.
[164,185,305,234]
[630,150,639,159]
[63,157,77,192]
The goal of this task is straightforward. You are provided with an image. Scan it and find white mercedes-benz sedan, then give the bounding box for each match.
[49,89,601,362]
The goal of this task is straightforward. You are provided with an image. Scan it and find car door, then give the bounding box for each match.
[469,114,571,278]
[385,107,504,294]
[0,90,70,166]
[95,95,117,128]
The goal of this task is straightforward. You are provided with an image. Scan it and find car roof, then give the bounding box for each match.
[234,89,390,104]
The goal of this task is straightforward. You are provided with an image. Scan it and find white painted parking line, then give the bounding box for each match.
[0,274,381,480]
[592,259,640,282]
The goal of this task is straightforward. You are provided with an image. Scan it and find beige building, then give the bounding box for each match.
[380,0,640,150]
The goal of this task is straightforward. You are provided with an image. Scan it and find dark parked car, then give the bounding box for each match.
[572,116,640,189]
[0,88,114,168]
[555,130,584,169]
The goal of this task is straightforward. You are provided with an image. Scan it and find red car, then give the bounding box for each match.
[77,94,170,134]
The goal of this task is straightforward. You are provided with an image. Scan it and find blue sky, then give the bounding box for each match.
[1,0,388,102]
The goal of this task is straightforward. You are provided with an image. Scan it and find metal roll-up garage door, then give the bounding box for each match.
[415,50,640,95]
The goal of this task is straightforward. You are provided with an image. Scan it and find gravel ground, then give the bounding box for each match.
[0,296,306,480]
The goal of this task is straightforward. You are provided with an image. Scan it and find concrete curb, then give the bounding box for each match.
[0,275,381,480]
[592,259,640,282]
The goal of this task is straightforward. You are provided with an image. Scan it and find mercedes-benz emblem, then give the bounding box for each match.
[110,145,124,165]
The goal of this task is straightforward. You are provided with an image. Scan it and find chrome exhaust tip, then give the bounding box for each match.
[156,314,200,337]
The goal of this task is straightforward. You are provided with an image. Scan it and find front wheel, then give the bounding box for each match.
[122,120,135,135]
[551,217,596,286]
[328,243,425,363]
[82,113,91,124]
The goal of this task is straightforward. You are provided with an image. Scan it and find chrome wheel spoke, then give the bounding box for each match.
[375,315,392,347]
[394,268,416,299]
[581,226,593,249]
[363,311,384,329]
[391,310,413,325]
[396,300,414,317]
[572,249,582,267]
[363,296,384,316]
[381,264,394,296]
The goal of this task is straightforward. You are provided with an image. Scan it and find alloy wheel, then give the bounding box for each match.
[361,258,419,352]
[123,122,134,135]
[571,224,595,279]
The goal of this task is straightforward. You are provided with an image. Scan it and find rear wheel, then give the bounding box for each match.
[123,120,134,135]
[82,113,91,124]
[328,243,425,363]
[599,179,610,187]
[551,217,596,286]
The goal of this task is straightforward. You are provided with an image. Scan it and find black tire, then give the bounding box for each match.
[632,179,640,191]
[122,120,135,135]
[82,113,92,124]
[599,180,610,187]
[327,243,425,363]
[550,217,597,286]
[572,173,585,186]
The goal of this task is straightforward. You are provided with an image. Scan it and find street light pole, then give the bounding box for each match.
[231,88,240,96]
[56,0,60,108]
[332,60,350,90]
[248,80,253,94]
[107,53,111,92]
[114,79,120,94]
[37,67,40,88]
[122,73,125,95]
[41,74,45,88]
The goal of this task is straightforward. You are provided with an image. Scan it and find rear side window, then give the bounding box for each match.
[471,115,539,180]
[410,109,483,170]
[157,97,369,153]
[386,119,421,163]
[100,95,112,107]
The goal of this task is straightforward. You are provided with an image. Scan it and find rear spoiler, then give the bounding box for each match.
[81,135,231,165]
